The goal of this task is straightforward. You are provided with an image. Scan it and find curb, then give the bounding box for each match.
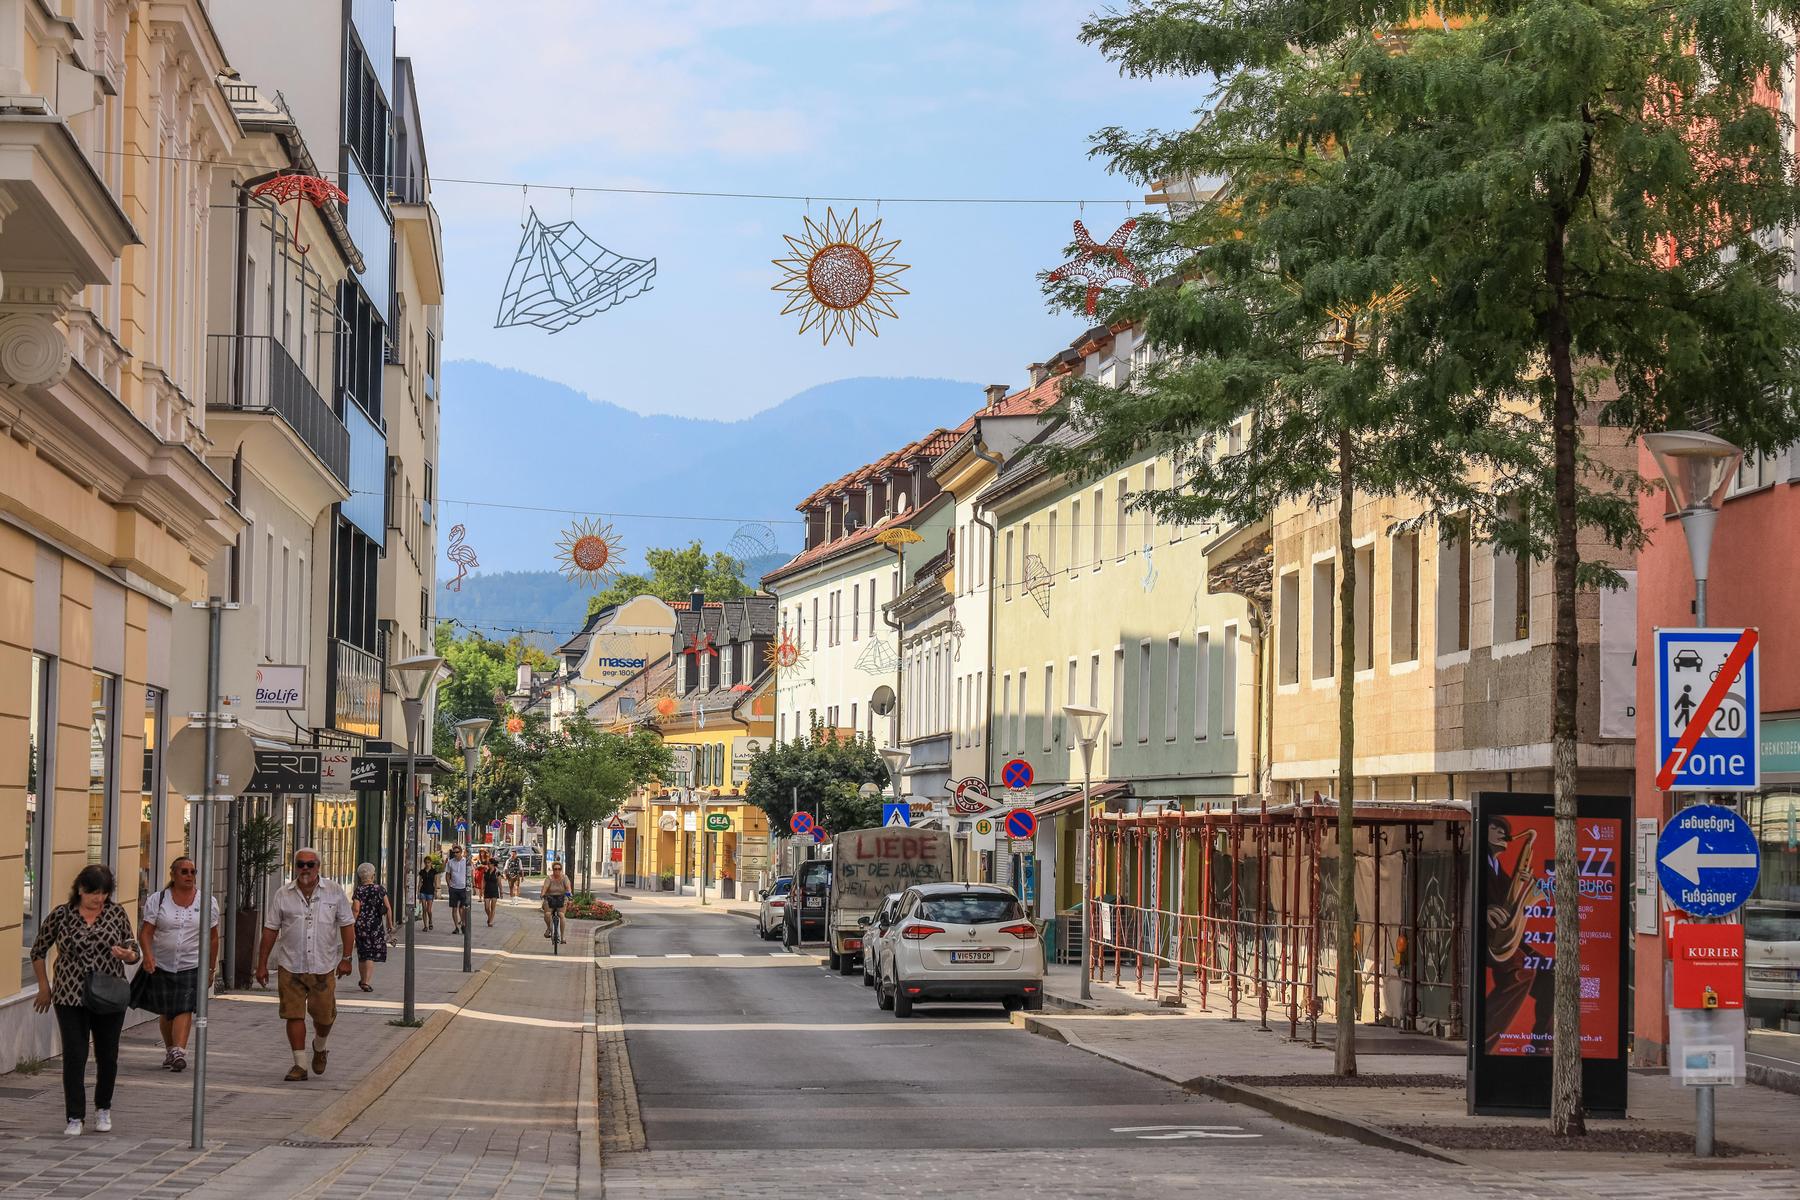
[1016,1014,1472,1166]
[299,925,533,1142]
[577,923,601,1193]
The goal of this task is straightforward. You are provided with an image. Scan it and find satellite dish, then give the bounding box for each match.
[870,685,897,717]
[166,723,258,797]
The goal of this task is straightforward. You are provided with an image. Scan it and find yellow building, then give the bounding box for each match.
[0,2,239,1068]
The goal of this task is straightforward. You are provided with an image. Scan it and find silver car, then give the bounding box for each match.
[757,876,793,940]
[860,892,905,988]
[876,882,1044,1017]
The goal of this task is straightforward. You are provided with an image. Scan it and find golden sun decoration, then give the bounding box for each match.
[554,517,623,589]
[772,207,909,346]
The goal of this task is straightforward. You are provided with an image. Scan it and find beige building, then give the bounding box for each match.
[0,1,240,1069]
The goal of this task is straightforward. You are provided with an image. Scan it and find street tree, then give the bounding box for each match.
[586,541,752,618]
[744,720,892,836]
[528,719,671,888]
[1052,1,1522,1078]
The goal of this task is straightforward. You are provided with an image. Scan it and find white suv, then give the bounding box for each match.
[875,883,1044,1017]
[860,893,904,988]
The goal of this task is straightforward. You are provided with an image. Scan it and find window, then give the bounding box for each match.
[850,702,858,736]
[1091,487,1104,567]
[868,577,877,633]
[1354,544,1374,671]
[1391,533,1420,664]
[1004,530,1015,599]
[1070,498,1082,568]
[1311,559,1335,680]
[1043,665,1055,750]
[852,584,861,640]
[955,676,965,748]
[24,654,53,969]
[1437,518,1472,654]
[1000,674,1012,753]
[1165,636,1181,740]
[1047,509,1059,575]
[1111,647,1126,746]
[1114,479,1129,559]
[1090,653,1101,708]
[1194,630,1211,739]
[974,671,983,746]
[1141,464,1156,549]
[1136,641,1152,742]
[89,672,116,867]
[1281,575,1296,690]
[810,598,819,651]
[779,712,786,742]
[1222,624,1239,737]
[140,687,165,898]
[1016,669,1028,751]
[1492,512,1531,644]
[1022,522,1032,579]
[1732,449,1784,494]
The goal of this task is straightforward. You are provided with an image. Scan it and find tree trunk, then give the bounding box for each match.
[1334,427,1359,1077]
[1546,216,1586,1137]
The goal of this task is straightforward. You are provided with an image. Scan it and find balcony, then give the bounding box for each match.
[331,638,383,739]
[206,334,349,486]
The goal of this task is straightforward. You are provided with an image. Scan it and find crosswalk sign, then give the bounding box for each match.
[882,802,911,828]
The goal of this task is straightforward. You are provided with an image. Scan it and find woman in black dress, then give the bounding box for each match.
[481,849,502,926]
[418,855,441,931]
[350,863,393,992]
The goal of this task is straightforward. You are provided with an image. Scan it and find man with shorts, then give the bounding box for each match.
[445,844,470,934]
[255,849,354,1082]
[541,861,571,938]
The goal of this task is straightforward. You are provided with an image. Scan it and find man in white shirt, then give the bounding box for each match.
[254,848,355,1082]
[444,844,471,934]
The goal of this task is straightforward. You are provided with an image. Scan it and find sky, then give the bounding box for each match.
[394,0,1201,421]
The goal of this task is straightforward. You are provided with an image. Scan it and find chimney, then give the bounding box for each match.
[516,662,531,692]
[984,383,1008,409]
[1027,362,1049,386]
[690,588,704,612]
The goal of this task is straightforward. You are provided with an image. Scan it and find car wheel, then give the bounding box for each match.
[838,953,857,977]
[827,949,842,972]
[861,961,875,987]
[892,977,914,1019]
[1002,997,1023,1013]
[877,969,894,1011]
[1024,991,1044,1012]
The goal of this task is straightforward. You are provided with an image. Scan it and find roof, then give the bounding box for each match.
[796,427,956,511]
[930,376,1063,480]
[760,492,948,588]
[976,418,1091,512]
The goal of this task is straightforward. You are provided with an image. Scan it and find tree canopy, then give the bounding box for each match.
[585,541,752,618]
[744,721,893,836]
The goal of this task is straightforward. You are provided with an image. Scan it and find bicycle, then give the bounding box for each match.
[548,904,563,955]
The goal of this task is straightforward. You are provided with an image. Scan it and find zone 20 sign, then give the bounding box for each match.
[1654,628,1760,792]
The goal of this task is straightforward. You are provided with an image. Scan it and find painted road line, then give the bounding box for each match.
[1112,1125,1262,1140]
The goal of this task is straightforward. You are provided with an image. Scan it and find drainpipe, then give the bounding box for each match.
[969,438,1004,834]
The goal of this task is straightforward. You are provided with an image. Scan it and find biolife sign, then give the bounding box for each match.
[255,665,306,710]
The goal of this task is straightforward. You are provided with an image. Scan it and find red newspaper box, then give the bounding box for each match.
[1670,922,1745,1010]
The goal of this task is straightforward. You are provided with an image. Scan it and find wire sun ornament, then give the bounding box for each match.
[554,517,624,589]
[1141,544,1159,594]
[445,524,479,592]
[654,695,680,719]
[772,207,910,345]
[505,714,524,735]
[1022,553,1053,616]
[1048,218,1147,315]
[765,630,807,674]
[250,173,349,256]
[854,638,899,674]
[497,209,656,333]
[873,526,923,550]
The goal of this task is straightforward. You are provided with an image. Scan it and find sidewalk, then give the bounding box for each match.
[0,893,592,1199]
[1023,965,1800,1190]
[606,890,760,921]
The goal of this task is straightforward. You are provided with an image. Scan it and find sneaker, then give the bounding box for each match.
[170,1049,187,1072]
[312,1048,328,1076]
[64,1119,81,1136]
[283,1065,308,1082]
[95,1110,111,1133]
[161,1046,177,1070]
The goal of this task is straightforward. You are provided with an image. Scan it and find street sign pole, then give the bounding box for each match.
[190,596,222,1151]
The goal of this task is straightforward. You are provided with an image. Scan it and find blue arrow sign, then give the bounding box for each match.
[1654,628,1760,792]
[882,802,911,828]
[1656,804,1760,917]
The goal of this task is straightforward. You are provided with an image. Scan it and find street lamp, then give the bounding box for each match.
[390,654,447,1024]
[1063,704,1108,1002]
[1644,431,1742,628]
[879,746,909,800]
[453,717,492,973]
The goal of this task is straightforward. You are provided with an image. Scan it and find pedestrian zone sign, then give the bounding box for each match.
[882,802,911,828]
[1654,628,1760,792]
[1656,804,1760,918]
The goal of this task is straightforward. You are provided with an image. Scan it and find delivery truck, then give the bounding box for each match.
[824,827,954,974]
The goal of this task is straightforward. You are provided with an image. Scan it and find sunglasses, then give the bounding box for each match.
[295,861,320,869]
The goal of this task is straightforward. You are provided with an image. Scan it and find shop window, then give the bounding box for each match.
[89,672,116,867]
[23,654,53,974]
[140,687,165,901]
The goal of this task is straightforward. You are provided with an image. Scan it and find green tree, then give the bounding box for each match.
[1053,1,1518,1079]
[585,541,752,617]
[744,720,891,836]
[526,720,671,881]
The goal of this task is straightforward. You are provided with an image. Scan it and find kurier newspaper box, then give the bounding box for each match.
[1670,922,1745,1011]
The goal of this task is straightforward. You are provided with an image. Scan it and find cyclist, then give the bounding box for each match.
[540,861,571,941]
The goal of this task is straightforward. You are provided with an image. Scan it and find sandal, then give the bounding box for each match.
[358,982,373,992]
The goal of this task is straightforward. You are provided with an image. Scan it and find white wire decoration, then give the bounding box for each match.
[496,209,656,333]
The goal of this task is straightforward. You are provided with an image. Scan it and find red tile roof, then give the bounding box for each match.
[760,492,948,586]
[797,428,955,510]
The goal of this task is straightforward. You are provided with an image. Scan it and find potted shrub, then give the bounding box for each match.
[658,868,676,892]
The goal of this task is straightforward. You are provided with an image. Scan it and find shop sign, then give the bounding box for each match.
[249,750,321,794]
[1761,716,1800,776]
[253,665,306,710]
[319,750,354,793]
[731,736,765,774]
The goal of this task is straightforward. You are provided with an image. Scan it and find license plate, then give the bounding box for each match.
[950,950,995,964]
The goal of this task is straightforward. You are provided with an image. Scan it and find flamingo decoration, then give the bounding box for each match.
[446,524,479,592]
[250,173,350,256]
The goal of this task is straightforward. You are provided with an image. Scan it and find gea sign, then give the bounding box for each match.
[255,665,306,709]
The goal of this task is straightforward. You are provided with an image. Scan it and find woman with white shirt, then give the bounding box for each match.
[135,857,220,1072]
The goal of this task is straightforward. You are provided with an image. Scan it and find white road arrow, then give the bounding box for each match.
[1111,1125,1263,1140]
[1659,836,1758,885]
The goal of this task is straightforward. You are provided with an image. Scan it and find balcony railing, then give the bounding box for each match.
[206,334,349,486]
[331,638,383,739]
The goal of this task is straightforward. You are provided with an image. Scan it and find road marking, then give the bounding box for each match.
[601,1020,1015,1032]
[665,953,693,958]
[1111,1124,1262,1140]
[611,954,639,959]
[719,952,744,958]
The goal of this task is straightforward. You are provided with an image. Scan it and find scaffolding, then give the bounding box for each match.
[1086,798,1470,1043]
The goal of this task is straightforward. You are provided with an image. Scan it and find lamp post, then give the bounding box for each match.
[878,746,909,803]
[453,717,492,973]
[390,655,447,1024]
[1062,705,1108,1002]
[1643,430,1743,1158]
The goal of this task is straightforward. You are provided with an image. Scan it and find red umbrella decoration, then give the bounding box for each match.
[250,173,350,256]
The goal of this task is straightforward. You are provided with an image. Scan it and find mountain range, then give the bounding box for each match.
[436,362,986,645]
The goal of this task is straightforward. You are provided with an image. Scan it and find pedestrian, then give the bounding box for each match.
[444,844,470,934]
[481,849,502,926]
[134,856,219,1073]
[31,863,141,1136]
[350,863,393,993]
[254,848,354,1083]
[541,861,572,938]
[504,850,523,899]
[418,852,441,931]
[472,851,487,906]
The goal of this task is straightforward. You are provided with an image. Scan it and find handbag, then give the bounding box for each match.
[127,965,154,1011]
[84,969,130,1016]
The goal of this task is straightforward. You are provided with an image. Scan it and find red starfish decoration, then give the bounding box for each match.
[1048,218,1146,315]
[683,633,719,661]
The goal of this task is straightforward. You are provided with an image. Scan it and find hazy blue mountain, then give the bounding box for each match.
[436,362,983,645]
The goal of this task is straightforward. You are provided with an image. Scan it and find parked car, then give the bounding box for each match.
[875,882,1044,1018]
[783,858,832,947]
[1746,901,1800,1025]
[860,892,904,987]
[758,876,793,940]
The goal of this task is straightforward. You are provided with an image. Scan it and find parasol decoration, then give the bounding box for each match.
[873,527,923,550]
[250,173,350,256]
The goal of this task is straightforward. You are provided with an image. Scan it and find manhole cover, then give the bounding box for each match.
[279,1140,372,1150]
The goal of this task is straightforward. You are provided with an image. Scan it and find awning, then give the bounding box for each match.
[1034,781,1132,819]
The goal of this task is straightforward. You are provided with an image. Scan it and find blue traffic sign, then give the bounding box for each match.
[1001,758,1034,790]
[1004,808,1038,840]
[1656,804,1760,917]
[426,818,442,835]
[1654,628,1760,792]
[790,811,815,836]
[455,820,468,834]
[882,802,911,828]
[811,828,827,844]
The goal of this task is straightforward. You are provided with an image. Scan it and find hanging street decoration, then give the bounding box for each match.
[505,714,524,735]
[654,695,680,719]
[766,629,806,673]
[729,522,780,564]
[683,632,719,664]
[445,524,479,592]
[855,639,898,674]
[947,619,965,660]
[873,526,923,550]
[554,517,624,589]
[1023,553,1053,616]
[497,209,656,333]
[1141,544,1159,593]
[772,207,910,345]
[1048,218,1146,316]
[250,173,350,256]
